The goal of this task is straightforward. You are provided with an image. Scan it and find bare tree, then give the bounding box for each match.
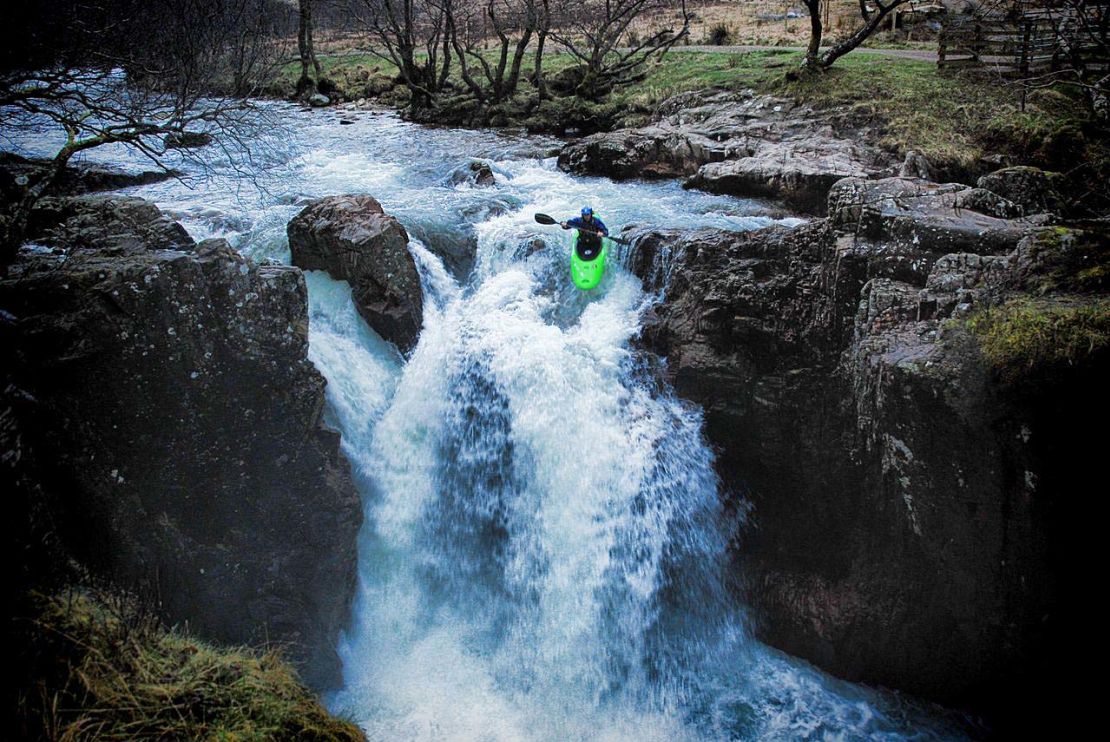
[549,0,691,98]
[447,0,540,102]
[801,0,912,70]
[1,0,287,269]
[351,0,450,107]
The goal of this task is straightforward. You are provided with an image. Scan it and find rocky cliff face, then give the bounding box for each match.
[634,173,1107,718]
[2,195,361,689]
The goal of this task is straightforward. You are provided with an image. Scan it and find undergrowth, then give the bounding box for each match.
[965,297,1110,380]
[12,589,364,741]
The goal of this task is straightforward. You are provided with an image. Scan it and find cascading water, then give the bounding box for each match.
[9,103,971,739]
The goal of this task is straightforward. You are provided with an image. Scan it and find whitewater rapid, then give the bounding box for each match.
[8,103,970,740]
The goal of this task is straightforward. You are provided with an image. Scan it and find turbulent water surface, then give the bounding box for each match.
[12,104,971,740]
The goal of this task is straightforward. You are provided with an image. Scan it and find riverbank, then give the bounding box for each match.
[272,49,1108,210]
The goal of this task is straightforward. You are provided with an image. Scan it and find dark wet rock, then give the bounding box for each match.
[1,197,361,689]
[164,131,214,149]
[976,166,1064,215]
[26,194,194,253]
[0,152,177,201]
[558,90,892,213]
[287,194,423,352]
[309,93,331,107]
[634,193,1106,715]
[408,221,476,281]
[447,159,496,187]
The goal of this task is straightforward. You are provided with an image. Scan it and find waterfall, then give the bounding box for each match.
[8,102,969,740]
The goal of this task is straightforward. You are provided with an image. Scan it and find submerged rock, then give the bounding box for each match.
[2,196,361,688]
[558,90,892,214]
[634,185,1107,716]
[287,194,423,352]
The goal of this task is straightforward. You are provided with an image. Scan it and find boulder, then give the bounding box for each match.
[898,149,932,180]
[685,144,871,215]
[976,165,1064,215]
[2,197,362,688]
[309,93,331,107]
[287,195,423,352]
[557,126,711,179]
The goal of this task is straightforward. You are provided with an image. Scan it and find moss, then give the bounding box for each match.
[13,590,364,741]
[965,298,1110,379]
[1026,228,1110,294]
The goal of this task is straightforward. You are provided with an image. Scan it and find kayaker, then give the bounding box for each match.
[561,206,609,236]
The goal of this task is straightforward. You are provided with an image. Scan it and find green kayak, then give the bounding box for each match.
[569,228,611,291]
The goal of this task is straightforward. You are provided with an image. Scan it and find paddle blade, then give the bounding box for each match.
[534,213,557,225]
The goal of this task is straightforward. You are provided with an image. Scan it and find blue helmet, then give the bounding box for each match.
[581,206,594,218]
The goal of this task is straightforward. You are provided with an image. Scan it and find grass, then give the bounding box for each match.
[965,297,1110,379]
[13,590,365,741]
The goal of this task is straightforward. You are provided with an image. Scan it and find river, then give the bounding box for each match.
[10,103,972,740]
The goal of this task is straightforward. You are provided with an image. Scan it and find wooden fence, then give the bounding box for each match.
[938,5,1108,78]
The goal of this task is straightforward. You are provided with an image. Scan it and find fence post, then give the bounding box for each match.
[1020,19,1031,77]
[1020,19,1031,112]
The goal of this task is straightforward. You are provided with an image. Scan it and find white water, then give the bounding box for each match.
[9,104,970,740]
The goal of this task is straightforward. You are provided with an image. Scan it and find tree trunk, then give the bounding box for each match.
[297,0,316,95]
[505,28,534,97]
[802,0,824,69]
[535,28,548,99]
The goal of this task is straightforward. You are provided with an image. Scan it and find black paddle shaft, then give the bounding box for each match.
[533,213,630,245]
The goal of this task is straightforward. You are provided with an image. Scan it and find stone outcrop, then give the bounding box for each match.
[976,165,1065,215]
[2,197,361,689]
[287,195,423,352]
[558,90,892,213]
[634,176,1107,720]
[28,194,195,252]
[0,152,178,201]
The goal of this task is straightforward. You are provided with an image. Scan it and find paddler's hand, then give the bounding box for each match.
[560,221,568,229]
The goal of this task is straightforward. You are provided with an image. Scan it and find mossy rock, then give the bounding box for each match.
[524,97,620,135]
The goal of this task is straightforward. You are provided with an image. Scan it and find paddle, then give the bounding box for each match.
[534,213,630,245]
